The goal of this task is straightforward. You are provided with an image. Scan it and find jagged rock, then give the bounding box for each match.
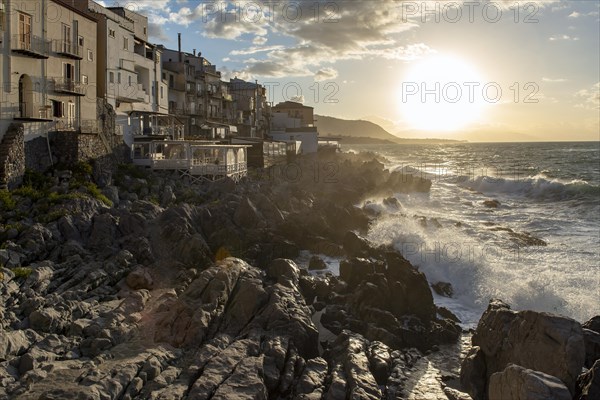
[0,330,40,360]
[325,331,382,400]
[294,357,328,398]
[462,299,585,398]
[482,199,501,208]
[460,347,487,400]
[102,185,120,207]
[29,308,67,334]
[488,364,571,400]
[160,185,176,207]
[267,258,300,287]
[234,197,265,229]
[339,257,375,289]
[432,281,454,298]
[308,255,327,271]
[583,316,600,333]
[342,231,371,258]
[56,215,81,242]
[575,359,600,400]
[87,213,118,252]
[126,266,153,290]
[583,328,600,368]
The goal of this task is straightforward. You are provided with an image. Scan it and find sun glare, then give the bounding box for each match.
[399,54,487,132]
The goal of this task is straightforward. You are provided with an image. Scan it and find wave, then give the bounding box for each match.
[457,174,600,201]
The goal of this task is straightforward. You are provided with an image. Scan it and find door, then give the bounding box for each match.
[67,101,75,128]
[18,75,33,118]
[18,13,31,49]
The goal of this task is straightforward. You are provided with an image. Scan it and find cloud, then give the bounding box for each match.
[252,36,268,45]
[289,95,305,103]
[314,68,338,82]
[575,82,600,109]
[568,11,581,18]
[148,23,170,42]
[549,34,579,41]
[542,77,567,83]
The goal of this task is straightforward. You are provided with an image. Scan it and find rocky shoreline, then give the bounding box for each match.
[0,151,598,399]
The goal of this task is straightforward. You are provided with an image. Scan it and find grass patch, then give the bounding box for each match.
[82,182,113,207]
[13,186,45,201]
[38,210,68,223]
[0,190,16,211]
[11,266,32,279]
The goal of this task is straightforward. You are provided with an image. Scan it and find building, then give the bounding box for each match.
[159,40,235,140]
[228,78,269,138]
[271,101,314,127]
[91,4,176,145]
[0,0,98,139]
[269,101,318,154]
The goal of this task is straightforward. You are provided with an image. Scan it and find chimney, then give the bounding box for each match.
[178,33,182,62]
[193,49,196,56]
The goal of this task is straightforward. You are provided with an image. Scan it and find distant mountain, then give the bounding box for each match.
[315,115,401,142]
[315,115,464,143]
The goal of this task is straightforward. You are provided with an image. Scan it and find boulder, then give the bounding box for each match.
[234,197,265,230]
[575,359,600,400]
[466,299,585,396]
[308,255,327,271]
[126,267,153,290]
[342,231,371,258]
[432,281,454,298]
[266,258,300,287]
[488,364,571,400]
[483,199,501,208]
[339,257,375,289]
[583,328,600,368]
[583,316,600,333]
[460,346,487,400]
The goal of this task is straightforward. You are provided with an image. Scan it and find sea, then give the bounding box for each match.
[343,141,600,327]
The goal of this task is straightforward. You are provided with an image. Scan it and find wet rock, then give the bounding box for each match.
[339,257,375,289]
[583,328,600,368]
[383,196,401,209]
[460,346,487,400]
[432,281,454,298]
[489,364,571,400]
[583,316,600,333]
[482,199,501,208]
[342,231,371,258]
[308,255,327,271]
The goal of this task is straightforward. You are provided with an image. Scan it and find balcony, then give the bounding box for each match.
[53,78,86,96]
[11,34,50,59]
[1,102,52,121]
[119,58,136,72]
[117,84,148,103]
[53,40,83,59]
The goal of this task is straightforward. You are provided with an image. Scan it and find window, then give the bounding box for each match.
[117,73,121,84]
[78,36,84,47]
[162,72,166,80]
[52,100,64,118]
[62,24,71,53]
[63,62,75,80]
[87,49,93,61]
[18,13,31,48]
[108,29,115,38]
[169,75,174,89]
[109,72,114,83]
[143,27,147,35]
[82,75,88,84]
[123,37,128,50]
[160,86,163,99]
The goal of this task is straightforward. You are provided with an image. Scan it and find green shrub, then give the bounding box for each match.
[38,210,68,223]
[82,182,113,207]
[22,169,49,190]
[11,266,32,279]
[13,186,44,201]
[0,190,16,211]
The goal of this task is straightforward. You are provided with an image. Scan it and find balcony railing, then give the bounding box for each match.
[11,34,50,58]
[53,78,86,96]
[55,119,77,131]
[53,40,83,59]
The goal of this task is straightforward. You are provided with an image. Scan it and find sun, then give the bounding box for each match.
[399,54,487,132]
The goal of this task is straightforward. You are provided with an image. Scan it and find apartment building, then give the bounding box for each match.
[228,78,269,138]
[0,0,98,141]
[160,43,235,139]
[79,3,175,145]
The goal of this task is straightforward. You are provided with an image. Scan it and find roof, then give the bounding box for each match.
[52,0,98,22]
[272,101,314,110]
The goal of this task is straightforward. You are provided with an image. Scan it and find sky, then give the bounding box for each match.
[102,0,599,141]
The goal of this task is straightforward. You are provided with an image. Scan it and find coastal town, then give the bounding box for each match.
[0,0,323,188]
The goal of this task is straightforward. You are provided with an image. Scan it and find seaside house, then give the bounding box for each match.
[269,101,319,154]
[227,78,269,138]
[87,4,177,145]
